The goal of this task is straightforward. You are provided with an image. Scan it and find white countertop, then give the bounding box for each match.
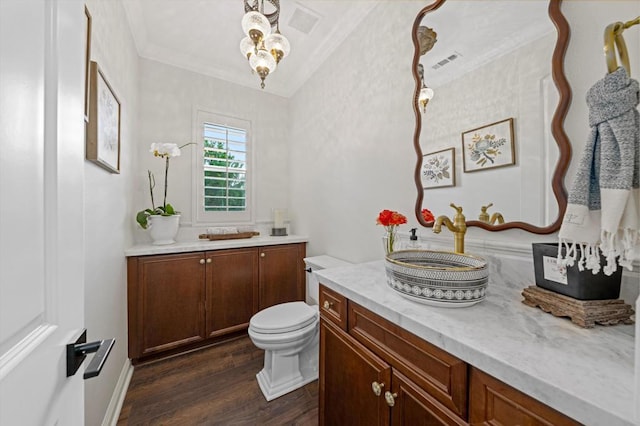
[316,260,635,426]
[125,235,309,257]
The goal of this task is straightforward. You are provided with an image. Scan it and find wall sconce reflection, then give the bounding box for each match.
[417,64,434,113]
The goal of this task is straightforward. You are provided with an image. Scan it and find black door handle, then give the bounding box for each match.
[66,329,115,379]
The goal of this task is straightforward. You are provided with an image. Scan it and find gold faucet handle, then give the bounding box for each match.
[480,203,493,213]
[450,203,463,214]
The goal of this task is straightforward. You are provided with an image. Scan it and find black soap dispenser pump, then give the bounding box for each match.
[408,228,419,249]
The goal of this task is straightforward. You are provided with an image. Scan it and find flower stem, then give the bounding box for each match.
[163,156,169,210]
[147,170,156,210]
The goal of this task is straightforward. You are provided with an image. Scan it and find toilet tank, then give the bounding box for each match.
[304,255,351,305]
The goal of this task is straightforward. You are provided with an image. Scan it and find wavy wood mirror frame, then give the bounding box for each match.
[412,0,571,234]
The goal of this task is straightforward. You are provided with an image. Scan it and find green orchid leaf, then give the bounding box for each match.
[136,211,150,229]
[164,204,175,215]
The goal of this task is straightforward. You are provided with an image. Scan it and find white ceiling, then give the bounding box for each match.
[122,0,380,98]
[122,1,552,98]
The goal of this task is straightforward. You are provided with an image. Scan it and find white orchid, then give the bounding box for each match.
[137,142,194,229]
[150,142,182,158]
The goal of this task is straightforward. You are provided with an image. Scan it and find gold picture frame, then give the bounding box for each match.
[86,61,121,173]
[462,118,515,173]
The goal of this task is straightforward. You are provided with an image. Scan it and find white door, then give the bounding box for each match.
[0,0,86,424]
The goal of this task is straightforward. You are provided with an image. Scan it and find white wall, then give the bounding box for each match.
[83,0,139,424]
[134,59,290,242]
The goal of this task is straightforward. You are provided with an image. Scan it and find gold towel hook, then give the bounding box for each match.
[604,16,639,75]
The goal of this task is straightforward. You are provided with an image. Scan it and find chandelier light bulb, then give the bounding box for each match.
[241,11,271,46]
[264,31,290,64]
[249,47,277,89]
[240,36,255,60]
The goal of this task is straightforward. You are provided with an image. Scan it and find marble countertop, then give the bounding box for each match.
[125,235,309,257]
[316,260,635,426]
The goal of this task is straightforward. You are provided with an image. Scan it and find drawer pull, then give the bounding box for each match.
[199,259,205,265]
[323,300,333,310]
[206,258,212,264]
[384,391,397,407]
[371,381,384,396]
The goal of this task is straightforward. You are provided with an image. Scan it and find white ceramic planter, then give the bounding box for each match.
[148,214,180,245]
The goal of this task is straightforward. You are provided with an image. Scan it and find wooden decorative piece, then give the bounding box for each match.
[522,286,634,328]
[198,231,259,241]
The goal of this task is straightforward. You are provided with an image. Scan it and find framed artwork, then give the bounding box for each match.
[86,61,121,173]
[84,6,92,122]
[421,147,455,189]
[462,118,515,173]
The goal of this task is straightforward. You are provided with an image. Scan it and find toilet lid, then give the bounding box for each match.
[250,302,317,334]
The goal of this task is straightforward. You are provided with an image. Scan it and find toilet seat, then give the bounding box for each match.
[249,301,317,334]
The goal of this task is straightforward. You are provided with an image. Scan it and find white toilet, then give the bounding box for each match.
[248,255,350,401]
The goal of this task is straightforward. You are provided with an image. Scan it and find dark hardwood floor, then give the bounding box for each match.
[117,335,318,425]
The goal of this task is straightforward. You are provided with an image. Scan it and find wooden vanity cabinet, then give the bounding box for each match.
[127,243,305,363]
[319,284,580,426]
[319,285,467,426]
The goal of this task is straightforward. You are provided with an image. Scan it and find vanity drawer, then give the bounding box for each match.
[348,301,468,419]
[469,367,580,425]
[319,284,347,331]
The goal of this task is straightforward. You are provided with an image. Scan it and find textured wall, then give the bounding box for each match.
[83,0,139,424]
[134,59,290,242]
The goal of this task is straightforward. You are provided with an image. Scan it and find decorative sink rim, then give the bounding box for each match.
[385,249,487,271]
[384,249,489,308]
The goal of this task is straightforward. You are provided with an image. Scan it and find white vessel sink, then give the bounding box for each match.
[384,250,489,308]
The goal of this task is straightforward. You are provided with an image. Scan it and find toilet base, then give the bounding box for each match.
[255,337,319,401]
[256,364,318,401]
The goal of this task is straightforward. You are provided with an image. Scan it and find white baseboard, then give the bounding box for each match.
[102,359,133,426]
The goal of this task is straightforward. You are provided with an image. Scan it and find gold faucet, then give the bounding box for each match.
[478,203,505,225]
[433,203,467,253]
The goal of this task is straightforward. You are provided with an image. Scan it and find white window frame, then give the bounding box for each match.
[192,108,253,224]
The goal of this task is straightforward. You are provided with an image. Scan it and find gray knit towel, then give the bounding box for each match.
[558,67,639,275]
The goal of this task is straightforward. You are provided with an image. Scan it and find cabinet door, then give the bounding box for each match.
[390,371,468,426]
[130,253,206,358]
[258,243,305,309]
[320,318,391,426]
[205,248,258,338]
[469,368,580,426]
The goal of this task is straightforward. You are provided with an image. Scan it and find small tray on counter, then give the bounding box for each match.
[198,231,260,241]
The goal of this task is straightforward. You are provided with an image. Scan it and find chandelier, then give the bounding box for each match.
[240,0,291,89]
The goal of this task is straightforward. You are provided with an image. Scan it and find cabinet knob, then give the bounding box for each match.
[384,391,397,407]
[371,381,384,397]
[260,252,265,258]
[206,258,212,264]
[199,259,205,265]
[323,300,333,310]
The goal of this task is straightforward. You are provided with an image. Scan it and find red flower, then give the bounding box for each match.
[376,209,407,227]
[421,208,435,222]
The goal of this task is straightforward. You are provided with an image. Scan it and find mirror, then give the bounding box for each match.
[412,0,570,234]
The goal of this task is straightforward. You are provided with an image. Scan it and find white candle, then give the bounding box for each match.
[274,209,285,228]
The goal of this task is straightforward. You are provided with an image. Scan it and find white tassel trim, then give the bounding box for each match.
[558,229,639,276]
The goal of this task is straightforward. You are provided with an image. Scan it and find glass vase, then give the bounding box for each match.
[382,227,397,256]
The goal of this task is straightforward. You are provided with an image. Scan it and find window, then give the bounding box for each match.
[194,110,252,223]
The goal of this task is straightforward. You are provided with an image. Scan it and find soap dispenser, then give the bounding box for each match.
[407,228,420,249]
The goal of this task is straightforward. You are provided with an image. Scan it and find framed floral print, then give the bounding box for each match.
[462,118,515,172]
[422,147,455,189]
[86,61,121,173]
